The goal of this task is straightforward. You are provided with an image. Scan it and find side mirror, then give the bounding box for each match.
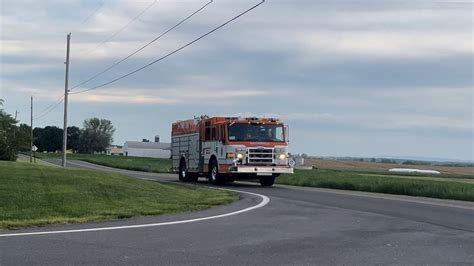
[284,126,289,142]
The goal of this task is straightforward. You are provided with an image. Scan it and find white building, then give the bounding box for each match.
[105,146,123,156]
[123,141,171,159]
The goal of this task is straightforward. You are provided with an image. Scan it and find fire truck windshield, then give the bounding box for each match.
[228,124,284,142]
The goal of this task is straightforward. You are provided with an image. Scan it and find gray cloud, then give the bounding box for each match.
[1,0,472,160]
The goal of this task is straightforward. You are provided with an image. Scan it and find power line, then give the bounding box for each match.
[34,95,64,117]
[34,97,64,121]
[69,0,213,91]
[76,0,158,57]
[79,1,106,26]
[70,0,266,95]
[26,3,107,125]
[33,96,65,121]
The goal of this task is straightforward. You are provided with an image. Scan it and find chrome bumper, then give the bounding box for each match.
[230,166,294,175]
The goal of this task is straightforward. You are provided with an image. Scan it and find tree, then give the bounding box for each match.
[33,127,43,150]
[34,126,63,152]
[380,158,395,164]
[0,100,18,160]
[78,118,115,153]
[17,124,32,152]
[67,126,81,153]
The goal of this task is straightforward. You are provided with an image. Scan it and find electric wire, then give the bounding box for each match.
[77,0,158,57]
[25,2,106,123]
[70,0,265,95]
[28,1,104,122]
[79,1,106,26]
[33,96,65,121]
[29,0,151,122]
[69,0,213,91]
[33,95,64,118]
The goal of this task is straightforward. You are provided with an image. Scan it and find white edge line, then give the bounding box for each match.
[0,188,269,238]
[275,184,474,211]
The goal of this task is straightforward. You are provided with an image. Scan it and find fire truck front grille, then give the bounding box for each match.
[247,148,274,164]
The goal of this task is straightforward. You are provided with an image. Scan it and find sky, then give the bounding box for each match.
[1,0,472,161]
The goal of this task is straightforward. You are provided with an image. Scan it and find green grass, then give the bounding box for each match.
[30,153,474,201]
[277,169,474,201]
[35,153,171,173]
[0,161,237,230]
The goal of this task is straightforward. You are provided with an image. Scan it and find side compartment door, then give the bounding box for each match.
[199,122,208,172]
[187,133,200,171]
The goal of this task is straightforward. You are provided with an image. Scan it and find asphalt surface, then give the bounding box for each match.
[1,160,473,265]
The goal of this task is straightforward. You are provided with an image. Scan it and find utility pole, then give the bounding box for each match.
[62,33,71,168]
[30,96,33,163]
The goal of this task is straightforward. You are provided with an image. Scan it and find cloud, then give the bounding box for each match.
[1,81,63,101]
[299,30,471,58]
[230,29,471,61]
[232,111,472,132]
[372,87,473,112]
[70,87,270,105]
[1,0,472,160]
[374,114,471,131]
[0,62,60,75]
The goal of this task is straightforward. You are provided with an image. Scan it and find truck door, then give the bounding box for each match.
[200,121,211,172]
[211,126,218,157]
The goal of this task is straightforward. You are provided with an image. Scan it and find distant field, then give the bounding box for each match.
[0,161,237,230]
[34,153,171,173]
[277,169,474,201]
[306,159,474,176]
[31,153,474,201]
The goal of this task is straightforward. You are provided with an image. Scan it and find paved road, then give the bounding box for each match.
[1,160,473,265]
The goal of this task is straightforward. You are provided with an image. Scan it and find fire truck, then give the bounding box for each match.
[171,116,295,187]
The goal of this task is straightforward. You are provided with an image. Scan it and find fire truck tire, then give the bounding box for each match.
[208,159,223,185]
[259,176,275,187]
[178,159,186,181]
[179,159,199,182]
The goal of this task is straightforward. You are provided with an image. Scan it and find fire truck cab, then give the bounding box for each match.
[171,116,294,187]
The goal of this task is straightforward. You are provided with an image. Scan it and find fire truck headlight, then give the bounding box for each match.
[237,153,243,159]
[278,154,287,160]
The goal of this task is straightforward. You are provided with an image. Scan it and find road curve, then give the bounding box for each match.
[1,160,473,265]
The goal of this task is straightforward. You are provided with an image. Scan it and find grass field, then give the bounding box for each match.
[277,169,474,201]
[306,158,474,176]
[31,153,474,201]
[0,161,237,230]
[34,153,171,173]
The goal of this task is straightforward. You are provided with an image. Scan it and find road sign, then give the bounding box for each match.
[32,145,38,152]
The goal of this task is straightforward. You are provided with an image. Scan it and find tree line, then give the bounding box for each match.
[0,99,21,160]
[0,99,115,161]
[33,118,115,154]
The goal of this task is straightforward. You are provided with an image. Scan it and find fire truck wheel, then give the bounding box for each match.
[208,159,223,185]
[179,159,187,181]
[259,176,275,187]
